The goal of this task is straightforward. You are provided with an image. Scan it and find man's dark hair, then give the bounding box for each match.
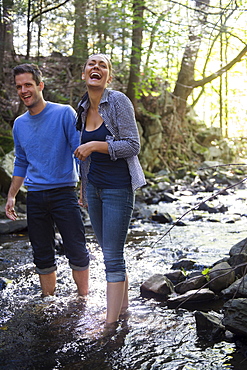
[13,63,43,85]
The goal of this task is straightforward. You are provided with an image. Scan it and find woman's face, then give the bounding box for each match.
[82,55,112,89]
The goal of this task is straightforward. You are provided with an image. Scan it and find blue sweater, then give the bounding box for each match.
[13,102,80,191]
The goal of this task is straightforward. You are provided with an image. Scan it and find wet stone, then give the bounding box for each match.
[175,275,207,294]
[223,298,247,337]
[228,253,247,277]
[171,259,196,271]
[195,311,225,341]
[140,273,174,298]
[229,237,247,256]
[167,288,216,308]
[164,270,186,285]
[209,262,235,293]
[221,275,247,299]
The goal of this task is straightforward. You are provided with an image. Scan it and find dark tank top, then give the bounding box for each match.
[81,122,131,188]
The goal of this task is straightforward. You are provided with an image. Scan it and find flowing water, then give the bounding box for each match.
[1,189,247,369]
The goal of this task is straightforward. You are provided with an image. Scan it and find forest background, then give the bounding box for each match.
[0,0,247,174]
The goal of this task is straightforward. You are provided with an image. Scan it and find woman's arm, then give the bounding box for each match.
[105,92,141,160]
[74,141,109,161]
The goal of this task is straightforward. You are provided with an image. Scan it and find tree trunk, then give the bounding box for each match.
[72,0,88,80]
[0,0,15,84]
[126,0,144,110]
[173,0,210,120]
[26,0,32,59]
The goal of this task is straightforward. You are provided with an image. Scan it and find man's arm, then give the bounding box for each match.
[5,176,25,220]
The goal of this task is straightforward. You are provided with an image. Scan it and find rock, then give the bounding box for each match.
[0,277,7,290]
[133,202,153,220]
[159,193,178,203]
[167,288,216,308]
[145,196,160,205]
[175,275,207,294]
[0,204,6,218]
[174,220,187,226]
[228,253,247,277]
[197,203,219,213]
[140,273,174,298]
[221,275,247,299]
[208,262,235,293]
[189,214,203,221]
[229,237,247,256]
[156,181,172,192]
[171,259,196,271]
[151,211,173,224]
[164,270,186,285]
[0,219,27,234]
[139,116,163,171]
[0,151,27,201]
[195,311,225,340]
[223,298,247,337]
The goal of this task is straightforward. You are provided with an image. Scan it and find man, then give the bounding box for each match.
[5,63,89,297]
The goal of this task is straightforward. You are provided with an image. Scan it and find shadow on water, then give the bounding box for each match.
[1,193,247,369]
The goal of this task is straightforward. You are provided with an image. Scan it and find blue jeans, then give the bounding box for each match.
[86,183,134,282]
[27,187,89,274]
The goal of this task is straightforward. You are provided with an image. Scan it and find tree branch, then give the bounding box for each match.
[30,0,71,22]
[192,44,247,88]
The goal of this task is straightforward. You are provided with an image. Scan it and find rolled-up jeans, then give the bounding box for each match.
[27,187,89,274]
[86,182,134,283]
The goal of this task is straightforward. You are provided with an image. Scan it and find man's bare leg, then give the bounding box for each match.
[39,271,56,296]
[72,268,89,296]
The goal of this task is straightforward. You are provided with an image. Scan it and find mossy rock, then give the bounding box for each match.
[0,136,14,157]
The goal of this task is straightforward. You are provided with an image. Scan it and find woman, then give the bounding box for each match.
[74,53,146,327]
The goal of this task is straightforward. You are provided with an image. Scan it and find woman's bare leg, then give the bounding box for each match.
[106,274,129,324]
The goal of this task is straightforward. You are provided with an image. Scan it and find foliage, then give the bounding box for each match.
[202,267,211,282]
[1,0,247,171]
[0,136,14,157]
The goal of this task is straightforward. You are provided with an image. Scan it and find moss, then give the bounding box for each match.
[143,170,155,178]
[0,136,14,157]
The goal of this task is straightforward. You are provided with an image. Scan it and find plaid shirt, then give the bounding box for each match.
[77,88,146,202]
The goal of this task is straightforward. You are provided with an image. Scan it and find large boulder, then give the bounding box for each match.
[223,298,247,337]
[0,151,26,201]
[209,262,235,293]
[229,237,247,256]
[228,253,247,278]
[0,219,27,234]
[195,311,225,340]
[221,275,247,299]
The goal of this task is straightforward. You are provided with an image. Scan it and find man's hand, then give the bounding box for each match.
[4,176,24,220]
[5,198,18,220]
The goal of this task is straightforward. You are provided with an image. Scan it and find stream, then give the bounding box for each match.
[1,188,247,369]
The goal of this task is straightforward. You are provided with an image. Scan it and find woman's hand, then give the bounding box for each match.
[74,141,109,161]
[78,184,88,208]
[74,142,94,161]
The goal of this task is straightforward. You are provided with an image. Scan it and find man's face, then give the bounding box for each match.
[15,73,44,109]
